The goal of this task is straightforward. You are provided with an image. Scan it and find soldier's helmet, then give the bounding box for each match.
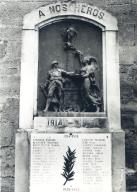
[51,60,58,67]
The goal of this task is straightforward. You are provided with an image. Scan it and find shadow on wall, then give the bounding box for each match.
[125,130,137,192]
[126,171,137,192]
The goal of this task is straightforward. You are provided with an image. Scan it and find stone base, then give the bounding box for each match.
[15,129,125,192]
[15,131,29,192]
[112,131,126,192]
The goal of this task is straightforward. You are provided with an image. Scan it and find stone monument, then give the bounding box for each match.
[15,1,125,192]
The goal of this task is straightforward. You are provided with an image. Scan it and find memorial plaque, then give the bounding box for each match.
[30,133,112,192]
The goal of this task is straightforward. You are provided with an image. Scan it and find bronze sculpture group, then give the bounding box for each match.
[40,27,102,112]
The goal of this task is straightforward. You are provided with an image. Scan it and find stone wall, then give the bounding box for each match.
[0,0,137,192]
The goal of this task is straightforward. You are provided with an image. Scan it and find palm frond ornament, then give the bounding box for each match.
[61,146,76,185]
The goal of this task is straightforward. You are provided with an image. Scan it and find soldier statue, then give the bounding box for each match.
[40,60,74,112]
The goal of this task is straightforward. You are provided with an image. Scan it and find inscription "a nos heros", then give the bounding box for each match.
[39,3,105,20]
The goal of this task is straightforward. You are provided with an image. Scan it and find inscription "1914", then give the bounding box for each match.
[47,119,65,127]
[39,3,105,20]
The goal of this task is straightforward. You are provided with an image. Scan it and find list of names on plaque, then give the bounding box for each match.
[30,133,112,192]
